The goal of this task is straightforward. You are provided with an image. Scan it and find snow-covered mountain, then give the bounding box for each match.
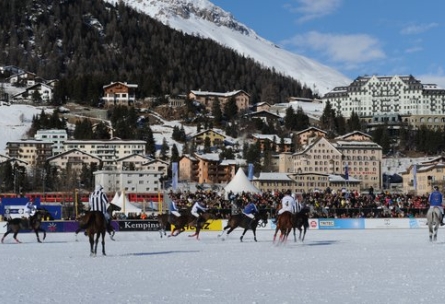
[104,0,351,95]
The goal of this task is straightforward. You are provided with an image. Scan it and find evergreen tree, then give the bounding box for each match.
[320,101,336,137]
[203,137,211,153]
[284,106,295,130]
[170,144,180,163]
[211,97,223,125]
[160,137,169,160]
[347,111,362,132]
[93,121,111,139]
[144,126,156,157]
[224,97,238,119]
[295,107,310,131]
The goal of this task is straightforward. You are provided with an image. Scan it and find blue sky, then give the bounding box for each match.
[211,0,445,86]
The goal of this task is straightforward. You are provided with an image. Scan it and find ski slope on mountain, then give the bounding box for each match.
[105,0,351,95]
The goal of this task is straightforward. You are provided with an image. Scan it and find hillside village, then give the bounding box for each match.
[2,66,445,197]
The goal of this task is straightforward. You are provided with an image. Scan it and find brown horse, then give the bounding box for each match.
[273,211,293,244]
[77,211,107,256]
[157,211,188,238]
[1,209,50,243]
[169,211,216,240]
[292,208,310,242]
[218,209,269,242]
[75,203,120,241]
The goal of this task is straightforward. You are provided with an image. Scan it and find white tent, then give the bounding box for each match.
[110,192,119,205]
[114,191,142,216]
[224,168,261,195]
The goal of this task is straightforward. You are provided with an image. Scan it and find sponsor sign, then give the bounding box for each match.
[4,206,26,219]
[119,220,160,231]
[318,218,365,229]
[172,220,223,232]
[309,220,319,229]
[365,218,410,229]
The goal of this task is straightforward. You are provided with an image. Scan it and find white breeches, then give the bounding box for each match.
[429,206,444,215]
[171,211,181,217]
[192,211,200,218]
[243,213,254,219]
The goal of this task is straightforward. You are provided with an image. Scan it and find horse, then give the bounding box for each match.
[273,211,293,244]
[426,207,442,242]
[1,208,50,243]
[292,208,310,242]
[157,210,188,238]
[218,209,269,242]
[75,203,120,241]
[77,211,107,256]
[169,211,216,240]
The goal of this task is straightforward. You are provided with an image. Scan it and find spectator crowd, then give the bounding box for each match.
[165,187,432,220]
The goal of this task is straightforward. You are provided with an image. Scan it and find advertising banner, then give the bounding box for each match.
[318,218,365,229]
[118,220,160,231]
[172,219,223,232]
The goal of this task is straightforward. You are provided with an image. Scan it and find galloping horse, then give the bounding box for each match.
[157,210,188,238]
[169,211,216,240]
[77,211,107,256]
[427,207,442,242]
[273,211,293,244]
[75,203,120,241]
[292,208,310,242]
[1,209,50,243]
[218,209,268,242]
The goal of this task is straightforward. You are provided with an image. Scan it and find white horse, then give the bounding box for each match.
[426,207,442,242]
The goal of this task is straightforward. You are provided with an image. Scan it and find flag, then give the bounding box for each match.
[412,164,417,191]
[248,163,254,181]
[172,162,178,191]
[344,164,349,180]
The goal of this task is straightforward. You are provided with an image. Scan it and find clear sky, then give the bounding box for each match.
[211,0,445,86]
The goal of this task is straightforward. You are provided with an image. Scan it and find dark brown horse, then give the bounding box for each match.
[218,209,268,242]
[77,211,107,256]
[75,203,120,241]
[157,210,188,238]
[273,211,293,244]
[169,211,216,240]
[292,208,310,242]
[1,209,50,243]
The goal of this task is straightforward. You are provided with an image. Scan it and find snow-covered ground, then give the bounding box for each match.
[0,104,49,154]
[2,229,444,304]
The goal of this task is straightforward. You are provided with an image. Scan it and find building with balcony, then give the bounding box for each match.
[188,89,250,113]
[401,156,445,195]
[179,153,239,184]
[63,138,146,169]
[35,129,68,156]
[322,75,445,129]
[94,170,166,194]
[46,149,102,173]
[279,133,382,191]
[102,82,138,107]
[6,139,53,168]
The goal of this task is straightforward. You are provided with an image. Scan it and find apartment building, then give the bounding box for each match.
[401,156,445,195]
[63,138,146,169]
[46,149,102,172]
[179,153,239,184]
[188,90,250,113]
[6,139,53,168]
[35,129,68,156]
[279,132,382,191]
